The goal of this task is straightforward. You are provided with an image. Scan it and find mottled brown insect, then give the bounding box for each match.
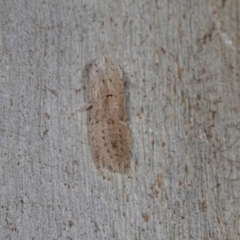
[89,57,131,173]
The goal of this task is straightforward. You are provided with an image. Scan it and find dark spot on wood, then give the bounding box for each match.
[142,213,150,222]
[68,220,74,228]
[45,112,50,119]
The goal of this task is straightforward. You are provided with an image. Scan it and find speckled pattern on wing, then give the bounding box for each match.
[89,57,131,173]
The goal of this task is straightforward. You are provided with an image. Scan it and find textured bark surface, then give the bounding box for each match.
[0,0,239,239]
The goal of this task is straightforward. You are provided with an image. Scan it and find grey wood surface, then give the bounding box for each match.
[0,0,239,239]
